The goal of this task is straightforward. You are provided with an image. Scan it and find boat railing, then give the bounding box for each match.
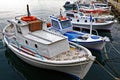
[15,15,26,20]
[92,29,99,35]
[10,38,44,60]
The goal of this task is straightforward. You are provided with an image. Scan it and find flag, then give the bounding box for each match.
[90,15,92,22]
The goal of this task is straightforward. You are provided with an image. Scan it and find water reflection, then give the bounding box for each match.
[97,30,113,41]
[5,48,77,80]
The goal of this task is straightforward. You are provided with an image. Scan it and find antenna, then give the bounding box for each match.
[60,8,62,17]
[27,4,31,17]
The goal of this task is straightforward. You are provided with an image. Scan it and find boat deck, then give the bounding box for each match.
[49,46,88,61]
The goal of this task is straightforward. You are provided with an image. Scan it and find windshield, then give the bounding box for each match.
[51,20,60,29]
[60,20,72,29]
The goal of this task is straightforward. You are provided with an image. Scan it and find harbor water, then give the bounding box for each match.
[0,0,120,80]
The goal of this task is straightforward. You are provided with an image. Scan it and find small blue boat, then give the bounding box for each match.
[49,15,110,50]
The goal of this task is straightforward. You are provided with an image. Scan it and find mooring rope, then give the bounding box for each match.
[110,42,120,55]
[86,56,120,80]
[95,59,120,80]
[100,41,120,80]
[105,61,120,78]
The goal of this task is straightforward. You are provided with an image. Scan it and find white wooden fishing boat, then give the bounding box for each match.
[64,10,114,30]
[64,0,111,15]
[3,5,95,79]
[49,14,110,50]
[78,2,111,15]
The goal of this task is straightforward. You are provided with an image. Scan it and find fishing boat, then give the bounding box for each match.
[78,1,111,15]
[49,14,110,50]
[64,10,114,30]
[63,0,111,15]
[3,5,95,79]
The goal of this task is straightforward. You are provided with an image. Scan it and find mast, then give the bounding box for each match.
[27,4,31,17]
[90,13,92,36]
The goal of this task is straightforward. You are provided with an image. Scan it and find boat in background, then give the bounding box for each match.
[64,10,114,30]
[78,1,111,15]
[49,14,110,50]
[3,5,95,79]
[63,0,111,15]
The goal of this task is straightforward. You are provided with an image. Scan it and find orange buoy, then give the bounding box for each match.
[47,22,51,27]
[59,16,67,20]
[21,16,37,22]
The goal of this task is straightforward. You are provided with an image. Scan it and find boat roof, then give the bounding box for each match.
[25,30,67,45]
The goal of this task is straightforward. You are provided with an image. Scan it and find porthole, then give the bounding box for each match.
[25,40,28,45]
[77,19,79,22]
[85,20,87,23]
[35,44,38,48]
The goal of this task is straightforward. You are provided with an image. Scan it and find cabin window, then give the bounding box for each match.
[77,19,79,22]
[51,20,60,29]
[79,13,84,16]
[73,4,77,10]
[85,20,87,23]
[92,19,94,22]
[35,44,38,48]
[60,20,72,29]
[25,40,28,45]
[66,13,74,17]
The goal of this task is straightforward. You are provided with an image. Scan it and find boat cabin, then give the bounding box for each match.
[13,19,44,36]
[9,17,70,58]
[65,11,105,23]
[50,16,73,33]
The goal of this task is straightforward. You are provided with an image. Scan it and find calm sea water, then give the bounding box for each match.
[0,0,120,80]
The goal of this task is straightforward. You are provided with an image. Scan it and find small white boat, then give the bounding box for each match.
[64,0,111,15]
[49,15,110,50]
[64,10,114,30]
[3,5,95,79]
[79,2,111,15]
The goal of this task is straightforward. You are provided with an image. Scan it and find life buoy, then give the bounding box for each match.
[59,16,67,20]
[21,16,37,22]
[46,22,51,27]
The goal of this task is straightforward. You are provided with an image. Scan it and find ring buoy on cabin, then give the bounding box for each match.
[21,16,37,22]
[46,22,51,27]
[59,16,67,20]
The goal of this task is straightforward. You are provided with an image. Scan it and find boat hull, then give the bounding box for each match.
[72,21,114,30]
[4,36,94,79]
[74,41,106,50]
